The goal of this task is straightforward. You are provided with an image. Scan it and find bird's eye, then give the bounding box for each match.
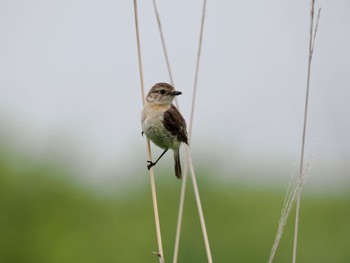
[159,89,166,94]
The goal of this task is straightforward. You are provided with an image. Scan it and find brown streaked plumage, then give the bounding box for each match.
[163,104,188,145]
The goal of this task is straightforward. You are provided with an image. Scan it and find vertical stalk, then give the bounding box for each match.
[133,1,164,262]
[292,1,321,262]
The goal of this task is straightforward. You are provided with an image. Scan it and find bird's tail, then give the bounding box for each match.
[174,149,182,179]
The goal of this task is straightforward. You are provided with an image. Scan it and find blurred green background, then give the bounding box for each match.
[1,145,349,263]
[1,1,350,262]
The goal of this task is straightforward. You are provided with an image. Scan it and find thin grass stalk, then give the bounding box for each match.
[150,1,211,262]
[172,159,188,263]
[173,1,207,262]
[151,0,179,107]
[187,146,213,263]
[134,0,145,102]
[188,0,206,140]
[268,3,321,262]
[152,0,175,87]
[149,6,181,260]
[292,1,321,262]
[133,1,164,262]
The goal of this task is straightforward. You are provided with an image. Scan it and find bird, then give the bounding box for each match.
[141,82,188,179]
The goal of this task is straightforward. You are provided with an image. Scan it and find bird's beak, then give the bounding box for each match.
[172,91,182,96]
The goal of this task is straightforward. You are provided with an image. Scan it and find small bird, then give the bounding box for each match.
[141,82,188,179]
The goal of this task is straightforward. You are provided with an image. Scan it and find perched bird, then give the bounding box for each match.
[141,82,188,179]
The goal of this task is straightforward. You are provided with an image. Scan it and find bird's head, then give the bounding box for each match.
[146,83,182,105]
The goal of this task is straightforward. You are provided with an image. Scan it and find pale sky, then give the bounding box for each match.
[0,1,349,189]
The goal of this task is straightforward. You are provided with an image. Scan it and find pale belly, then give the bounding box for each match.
[142,107,180,150]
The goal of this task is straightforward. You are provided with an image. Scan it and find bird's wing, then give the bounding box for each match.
[163,104,188,144]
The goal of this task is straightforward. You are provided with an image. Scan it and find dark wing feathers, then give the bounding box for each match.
[163,104,188,145]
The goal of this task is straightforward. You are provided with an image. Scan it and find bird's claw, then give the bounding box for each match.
[147,161,155,170]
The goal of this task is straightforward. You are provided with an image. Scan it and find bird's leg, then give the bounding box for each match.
[147,149,169,170]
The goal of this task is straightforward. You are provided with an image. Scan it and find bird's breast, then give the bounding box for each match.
[141,103,179,149]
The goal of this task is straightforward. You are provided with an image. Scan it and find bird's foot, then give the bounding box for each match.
[147,161,156,170]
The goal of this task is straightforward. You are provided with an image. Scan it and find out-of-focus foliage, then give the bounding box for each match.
[1,149,349,263]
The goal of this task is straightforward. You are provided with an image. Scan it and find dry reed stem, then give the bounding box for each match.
[187,145,213,263]
[172,158,188,263]
[150,1,211,262]
[268,2,321,262]
[151,0,178,108]
[188,0,206,141]
[173,1,208,262]
[152,0,174,87]
[133,1,164,262]
[292,1,321,262]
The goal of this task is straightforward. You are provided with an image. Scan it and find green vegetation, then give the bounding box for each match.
[1,152,349,263]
